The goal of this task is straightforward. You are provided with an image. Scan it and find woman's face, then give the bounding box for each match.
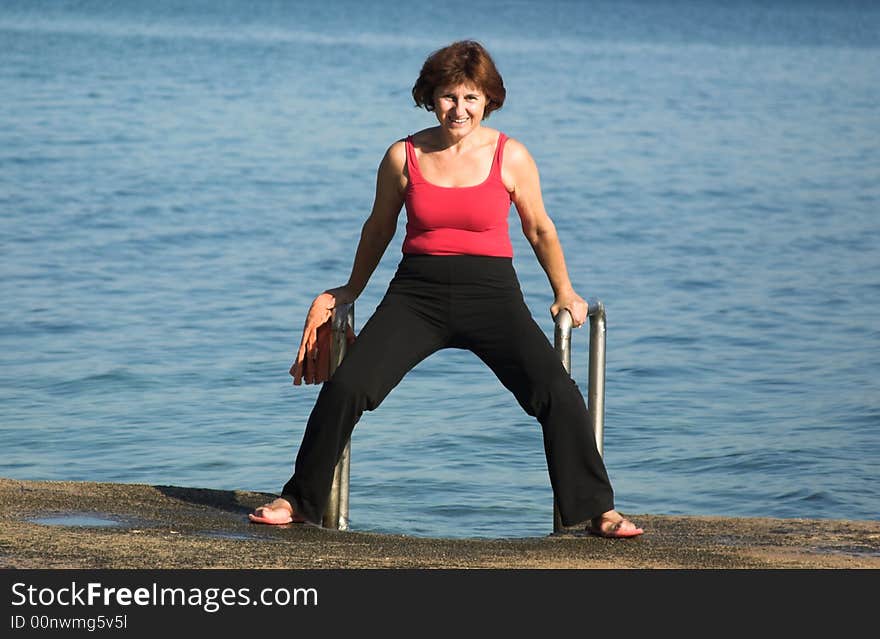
[433,83,487,137]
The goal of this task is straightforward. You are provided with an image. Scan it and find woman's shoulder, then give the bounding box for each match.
[380,138,409,173]
[497,134,534,168]
[494,128,521,148]
[496,134,539,194]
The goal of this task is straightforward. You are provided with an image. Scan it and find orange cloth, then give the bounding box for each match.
[290,293,356,385]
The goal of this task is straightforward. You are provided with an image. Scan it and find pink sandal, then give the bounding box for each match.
[248,501,297,525]
[587,517,644,538]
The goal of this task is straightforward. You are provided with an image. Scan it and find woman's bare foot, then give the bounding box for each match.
[248,497,301,525]
[587,510,644,538]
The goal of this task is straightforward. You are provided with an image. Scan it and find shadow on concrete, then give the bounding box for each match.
[153,484,271,517]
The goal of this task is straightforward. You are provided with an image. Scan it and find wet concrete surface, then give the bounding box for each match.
[1,477,878,569]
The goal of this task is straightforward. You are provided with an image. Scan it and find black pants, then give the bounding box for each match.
[282,254,614,527]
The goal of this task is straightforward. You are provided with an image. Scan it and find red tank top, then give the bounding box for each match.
[402,132,513,257]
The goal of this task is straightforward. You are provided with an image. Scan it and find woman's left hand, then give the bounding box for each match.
[551,291,589,328]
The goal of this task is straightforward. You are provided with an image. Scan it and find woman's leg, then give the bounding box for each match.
[278,291,449,524]
[458,293,615,527]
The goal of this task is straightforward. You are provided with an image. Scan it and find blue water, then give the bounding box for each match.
[2,1,878,539]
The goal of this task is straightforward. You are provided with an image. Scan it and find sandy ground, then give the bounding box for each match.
[1,477,877,569]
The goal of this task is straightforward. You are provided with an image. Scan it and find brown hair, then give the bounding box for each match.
[411,40,506,119]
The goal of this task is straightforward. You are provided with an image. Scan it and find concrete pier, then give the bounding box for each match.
[1,477,877,569]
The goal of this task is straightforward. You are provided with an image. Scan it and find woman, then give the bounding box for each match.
[250,40,643,538]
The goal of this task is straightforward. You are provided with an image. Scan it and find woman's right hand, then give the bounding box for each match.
[290,287,356,385]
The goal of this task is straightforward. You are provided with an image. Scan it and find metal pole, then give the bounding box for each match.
[587,299,606,459]
[552,299,606,533]
[554,309,573,375]
[322,302,354,530]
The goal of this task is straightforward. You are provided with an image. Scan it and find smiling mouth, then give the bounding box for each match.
[451,117,469,124]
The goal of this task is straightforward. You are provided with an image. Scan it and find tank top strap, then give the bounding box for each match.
[404,135,424,184]
[490,132,508,180]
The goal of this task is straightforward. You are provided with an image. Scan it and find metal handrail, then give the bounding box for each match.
[322,298,607,534]
[322,302,354,531]
[552,299,606,533]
